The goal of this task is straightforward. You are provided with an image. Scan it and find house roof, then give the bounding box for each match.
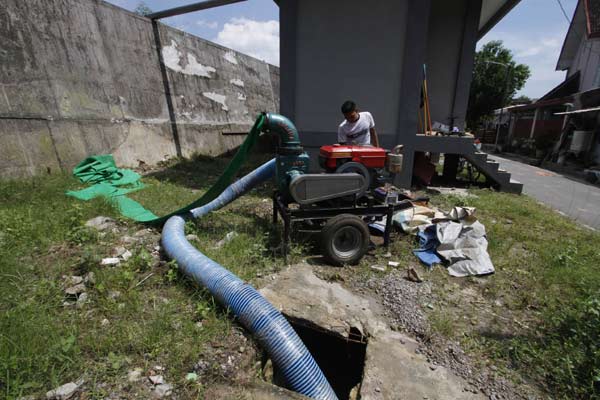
[557,0,600,70]
[584,0,600,38]
[539,71,581,101]
[508,71,581,113]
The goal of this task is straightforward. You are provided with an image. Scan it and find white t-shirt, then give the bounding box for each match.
[338,111,375,145]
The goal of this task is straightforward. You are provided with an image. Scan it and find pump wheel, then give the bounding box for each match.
[321,214,370,266]
[335,161,371,196]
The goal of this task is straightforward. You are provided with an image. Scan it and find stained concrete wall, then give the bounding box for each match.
[0,0,279,178]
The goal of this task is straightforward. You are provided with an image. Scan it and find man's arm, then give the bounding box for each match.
[370,127,379,147]
[337,126,346,145]
[367,112,379,147]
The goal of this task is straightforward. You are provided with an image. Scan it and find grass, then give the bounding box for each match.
[423,190,600,399]
[0,154,291,399]
[1,154,599,399]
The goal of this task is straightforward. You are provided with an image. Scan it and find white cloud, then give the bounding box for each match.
[214,18,279,66]
[196,19,218,29]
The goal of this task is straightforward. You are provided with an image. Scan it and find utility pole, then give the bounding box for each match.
[484,61,512,152]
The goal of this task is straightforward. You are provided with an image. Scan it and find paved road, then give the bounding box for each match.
[488,155,600,230]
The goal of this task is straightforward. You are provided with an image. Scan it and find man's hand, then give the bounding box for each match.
[370,128,380,147]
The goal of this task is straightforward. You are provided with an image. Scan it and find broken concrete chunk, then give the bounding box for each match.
[153,383,173,398]
[65,283,86,296]
[370,265,386,272]
[113,246,127,257]
[84,272,95,285]
[101,257,120,266]
[85,216,115,231]
[76,292,89,308]
[185,234,199,242]
[148,375,164,385]
[127,368,143,382]
[65,275,84,286]
[46,381,81,400]
[214,231,237,248]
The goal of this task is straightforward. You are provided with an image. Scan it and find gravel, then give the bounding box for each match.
[358,270,541,400]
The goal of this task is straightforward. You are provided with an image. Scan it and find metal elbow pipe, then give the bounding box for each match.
[263,113,303,154]
[161,159,337,400]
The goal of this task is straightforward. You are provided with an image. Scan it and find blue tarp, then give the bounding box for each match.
[412,224,442,267]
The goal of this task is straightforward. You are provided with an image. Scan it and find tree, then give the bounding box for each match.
[134,2,153,16]
[511,95,532,105]
[466,41,531,128]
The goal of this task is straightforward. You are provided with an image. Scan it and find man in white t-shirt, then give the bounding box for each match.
[337,100,380,147]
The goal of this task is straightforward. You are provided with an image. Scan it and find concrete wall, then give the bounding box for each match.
[0,0,279,178]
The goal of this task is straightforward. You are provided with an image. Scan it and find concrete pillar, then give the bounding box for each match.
[449,0,483,131]
[529,108,540,139]
[394,0,432,189]
[443,154,460,181]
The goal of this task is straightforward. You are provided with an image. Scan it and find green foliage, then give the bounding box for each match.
[504,294,600,398]
[511,95,532,105]
[133,2,153,16]
[467,41,531,128]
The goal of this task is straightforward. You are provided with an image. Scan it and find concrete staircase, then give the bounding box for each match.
[412,134,523,194]
[463,151,523,194]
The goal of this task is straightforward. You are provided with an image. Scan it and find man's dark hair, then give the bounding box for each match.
[341,100,357,114]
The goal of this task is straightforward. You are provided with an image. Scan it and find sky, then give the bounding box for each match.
[479,0,578,99]
[105,0,578,99]
[105,0,280,64]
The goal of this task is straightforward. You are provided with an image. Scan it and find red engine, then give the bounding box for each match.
[319,144,387,171]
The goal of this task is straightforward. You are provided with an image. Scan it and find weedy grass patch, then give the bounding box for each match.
[0,154,285,399]
[2,157,599,399]
[426,189,600,399]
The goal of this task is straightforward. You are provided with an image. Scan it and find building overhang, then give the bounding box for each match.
[477,0,521,40]
[273,0,519,41]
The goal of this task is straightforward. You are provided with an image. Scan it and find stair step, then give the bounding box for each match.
[504,179,524,194]
[485,161,499,172]
[494,170,511,183]
[470,153,488,161]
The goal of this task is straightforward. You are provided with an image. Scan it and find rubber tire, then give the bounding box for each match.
[321,214,370,266]
[335,161,371,196]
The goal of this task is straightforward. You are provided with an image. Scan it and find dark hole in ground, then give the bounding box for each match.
[265,318,367,399]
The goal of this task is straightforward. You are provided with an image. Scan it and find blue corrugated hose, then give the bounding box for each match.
[161,159,338,400]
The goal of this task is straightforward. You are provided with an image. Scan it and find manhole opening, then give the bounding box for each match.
[263,318,368,399]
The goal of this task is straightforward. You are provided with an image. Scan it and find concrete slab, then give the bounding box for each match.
[260,264,485,400]
[206,381,309,399]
